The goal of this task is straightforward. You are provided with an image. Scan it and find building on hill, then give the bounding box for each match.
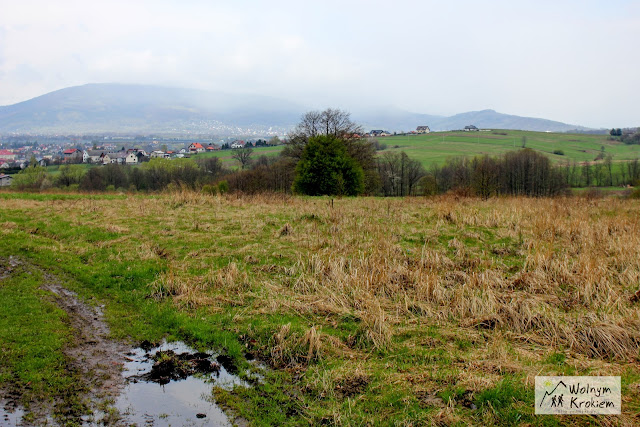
[126,152,140,164]
[84,150,105,163]
[464,125,479,131]
[230,140,245,149]
[369,130,391,137]
[0,149,16,160]
[0,173,13,187]
[416,126,430,134]
[189,143,205,153]
[103,152,126,165]
[63,148,83,162]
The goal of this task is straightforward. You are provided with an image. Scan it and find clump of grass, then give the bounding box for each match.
[354,304,393,351]
[277,223,293,236]
[149,268,212,309]
[268,324,324,368]
[207,262,250,293]
[474,377,532,425]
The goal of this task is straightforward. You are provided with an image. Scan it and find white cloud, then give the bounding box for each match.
[0,0,638,127]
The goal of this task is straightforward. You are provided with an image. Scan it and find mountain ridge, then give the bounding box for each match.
[0,83,590,135]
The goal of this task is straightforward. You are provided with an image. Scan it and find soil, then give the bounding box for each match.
[0,256,130,425]
[138,349,220,385]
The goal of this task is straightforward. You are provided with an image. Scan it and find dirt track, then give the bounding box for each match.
[1,257,130,425]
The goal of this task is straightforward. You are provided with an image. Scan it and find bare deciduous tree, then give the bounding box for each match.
[232,147,253,170]
[284,108,364,160]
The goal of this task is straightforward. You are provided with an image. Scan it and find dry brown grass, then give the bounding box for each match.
[3,191,640,424]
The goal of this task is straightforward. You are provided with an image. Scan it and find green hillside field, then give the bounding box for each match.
[380,130,640,166]
[197,145,284,163]
[199,130,640,170]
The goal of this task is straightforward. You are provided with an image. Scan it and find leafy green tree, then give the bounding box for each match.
[292,135,364,196]
[56,164,86,187]
[11,166,50,190]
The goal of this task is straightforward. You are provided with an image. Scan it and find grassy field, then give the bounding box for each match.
[198,145,284,164]
[1,191,639,425]
[381,130,640,167]
[44,163,94,176]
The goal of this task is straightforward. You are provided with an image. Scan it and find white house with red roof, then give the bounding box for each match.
[63,148,83,162]
[188,143,205,154]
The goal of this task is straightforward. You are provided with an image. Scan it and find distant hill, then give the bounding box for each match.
[428,109,588,133]
[355,108,589,133]
[0,84,305,134]
[0,84,589,135]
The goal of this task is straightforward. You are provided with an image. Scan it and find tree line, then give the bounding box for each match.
[9,109,640,196]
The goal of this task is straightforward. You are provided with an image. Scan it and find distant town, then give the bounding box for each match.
[0,126,448,171]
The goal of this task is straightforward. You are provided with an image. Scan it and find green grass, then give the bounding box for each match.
[45,163,94,176]
[0,261,82,408]
[381,130,640,167]
[1,192,639,425]
[29,131,640,181]
[196,146,284,164]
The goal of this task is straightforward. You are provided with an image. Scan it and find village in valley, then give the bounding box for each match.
[0,125,451,188]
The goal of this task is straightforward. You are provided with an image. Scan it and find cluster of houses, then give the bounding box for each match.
[0,138,264,171]
[366,125,480,136]
[366,126,431,137]
[64,142,227,165]
[70,140,264,165]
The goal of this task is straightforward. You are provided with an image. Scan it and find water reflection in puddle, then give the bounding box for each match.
[0,405,24,427]
[116,341,246,426]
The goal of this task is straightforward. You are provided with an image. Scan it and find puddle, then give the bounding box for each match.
[0,404,24,427]
[114,341,247,426]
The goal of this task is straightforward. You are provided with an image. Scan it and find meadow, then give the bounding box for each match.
[1,191,639,425]
[382,130,640,167]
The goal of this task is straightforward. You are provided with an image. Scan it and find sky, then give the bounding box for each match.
[0,0,638,128]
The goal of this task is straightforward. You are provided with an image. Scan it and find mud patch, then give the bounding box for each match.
[0,258,253,426]
[115,341,246,426]
[0,255,20,280]
[39,274,130,424]
[139,349,220,384]
[0,257,130,425]
[335,373,370,398]
[0,405,24,427]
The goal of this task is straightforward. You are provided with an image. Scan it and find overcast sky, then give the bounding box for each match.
[1,0,638,128]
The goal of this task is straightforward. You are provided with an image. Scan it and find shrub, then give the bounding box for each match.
[11,166,49,190]
[217,180,229,194]
[202,184,218,195]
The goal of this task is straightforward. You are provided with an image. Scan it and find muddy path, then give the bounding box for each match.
[40,273,131,422]
[1,257,249,426]
[0,257,130,425]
